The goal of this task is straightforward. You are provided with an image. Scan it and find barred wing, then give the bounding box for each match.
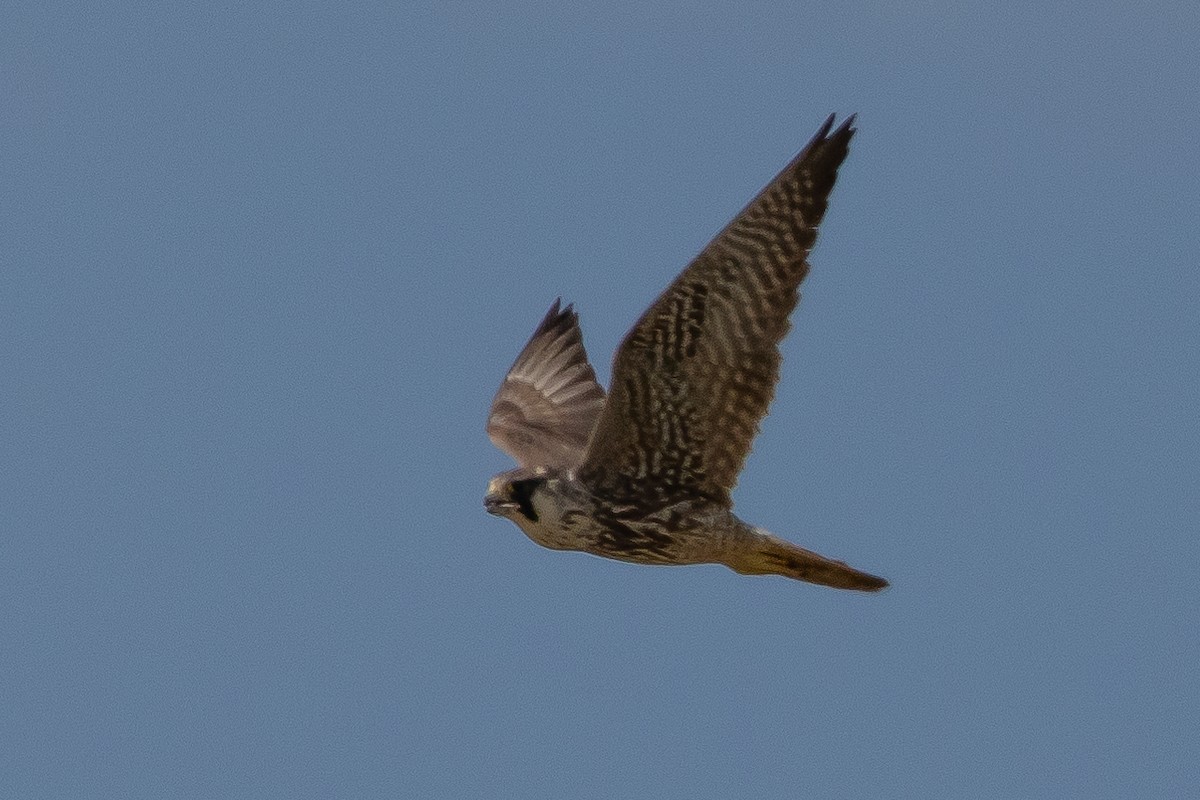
[487,299,606,469]
[578,115,855,507]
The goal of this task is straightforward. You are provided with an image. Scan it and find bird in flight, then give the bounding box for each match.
[485,115,887,591]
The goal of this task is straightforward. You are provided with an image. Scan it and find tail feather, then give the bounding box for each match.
[724,531,888,592]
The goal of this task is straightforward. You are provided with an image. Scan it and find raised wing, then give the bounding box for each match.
[578,115,855,507]
[487,299,606,469]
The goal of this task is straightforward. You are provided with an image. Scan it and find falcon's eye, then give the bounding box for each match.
[509,479,540,522]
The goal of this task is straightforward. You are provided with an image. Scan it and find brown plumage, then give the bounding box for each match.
[485,115,887,591]
[486,299,606,470]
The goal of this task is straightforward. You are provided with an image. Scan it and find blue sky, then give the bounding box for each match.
[3,3,1198,797]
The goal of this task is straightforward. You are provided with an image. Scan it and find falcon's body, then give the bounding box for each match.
[484,115,887,591]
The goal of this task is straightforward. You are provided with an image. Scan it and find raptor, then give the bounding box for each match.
[484,115,886,591]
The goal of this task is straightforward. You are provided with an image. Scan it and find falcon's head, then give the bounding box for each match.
[484,466,590,553]
[484,469,546,523]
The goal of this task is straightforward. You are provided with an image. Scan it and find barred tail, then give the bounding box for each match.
[724,530,888,592]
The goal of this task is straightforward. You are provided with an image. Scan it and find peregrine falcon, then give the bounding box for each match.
[485,114,887,591]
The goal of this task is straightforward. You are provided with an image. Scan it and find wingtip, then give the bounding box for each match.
[815,112,855,134]
[538,297,576,329]
[827,112,857,141]
[796,113,856,164]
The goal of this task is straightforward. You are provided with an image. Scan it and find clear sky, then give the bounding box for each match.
[4,3,1198,798]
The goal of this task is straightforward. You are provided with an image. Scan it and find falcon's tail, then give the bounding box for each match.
[724,529,888,592]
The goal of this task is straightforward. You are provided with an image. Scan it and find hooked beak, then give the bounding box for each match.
[484,477,516,516]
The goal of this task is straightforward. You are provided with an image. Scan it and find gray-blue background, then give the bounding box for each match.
[4,3,1197,797]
